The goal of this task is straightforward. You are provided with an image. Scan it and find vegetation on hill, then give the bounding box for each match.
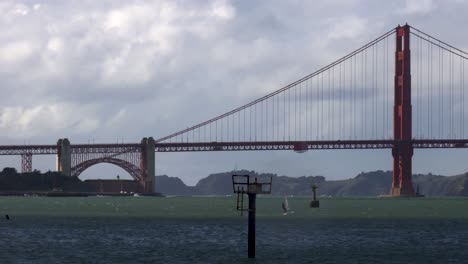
[0,168,89,192]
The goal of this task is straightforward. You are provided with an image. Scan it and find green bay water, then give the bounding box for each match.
[0,197,467,263]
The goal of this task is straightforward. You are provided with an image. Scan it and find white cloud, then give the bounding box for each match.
[0,41,35,63]
[210,0,236,19]
[400,0,435,14]
[327,16,368,40]
[0,104,101,138]
[11,3,29,16]
[46,37,64,53]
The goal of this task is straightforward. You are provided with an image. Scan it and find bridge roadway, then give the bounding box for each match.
[1,139,468,155]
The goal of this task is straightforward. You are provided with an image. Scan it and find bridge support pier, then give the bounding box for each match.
[392,24,415,196]
[392,143,414,195]
[140,137,155,193]
[57,138,72,177]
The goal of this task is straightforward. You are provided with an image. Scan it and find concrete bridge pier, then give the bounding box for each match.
[140,137,155,193]
[56,138,71,177]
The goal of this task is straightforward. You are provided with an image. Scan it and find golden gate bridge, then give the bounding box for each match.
[1,24,467,196]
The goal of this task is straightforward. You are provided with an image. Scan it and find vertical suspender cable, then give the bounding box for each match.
[384,37,390,139]
[321,72,324,139]
[430,42,433,138]
[440,42,443,138]
[383,36,386,138]
[351,55,354,139]
[289,87,291,140]
[295,84,297,140]
[343,60,346,139]
[306,77,309,140]
[420,36,423,138]
[284,89,286,140]
[243,108,245,141]
[309,77,312,140]
[239,109,241,141]
[376,42,378,139]
[339,62,342,139]
[376,42,379,138]
[254,102,256,141]
[354,53,356,139]
[311,76,314,140]
[301,82,303,140]
[387,35,390,138]
[428,40,430,139]
[460,56,463,139]
[439,43,442,138]
[461,59,465,138]
[362,50,365,139]
[328,67,331,140]
[298,82,302,140]
[277,88,280,141]
[372,44,375,138]
[331,67,336,139]
[451,50,454,138]
[266,97,268,141]
[316,75,319,139]
[364,49,367,139]
[271,93,274,141]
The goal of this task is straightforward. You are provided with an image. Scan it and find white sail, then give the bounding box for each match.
[282,196,289,215]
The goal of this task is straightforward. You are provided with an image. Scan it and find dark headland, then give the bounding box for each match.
[0,168,162,197]
[1,167,467,197]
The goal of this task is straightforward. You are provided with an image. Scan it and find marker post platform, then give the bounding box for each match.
[232,174,272,259]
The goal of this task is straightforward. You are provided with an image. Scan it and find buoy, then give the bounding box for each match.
[310,184,320,208]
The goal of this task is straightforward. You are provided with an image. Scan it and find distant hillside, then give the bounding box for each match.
[155,170,468,197]
[154,175,198,196]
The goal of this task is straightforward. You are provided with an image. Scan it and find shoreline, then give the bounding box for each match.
[0,191,164,197]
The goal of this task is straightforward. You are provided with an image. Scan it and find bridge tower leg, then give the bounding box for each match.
[21,153,32,173]
[56,138,72,177]
[392,24,415,196]
[140,137,155,193]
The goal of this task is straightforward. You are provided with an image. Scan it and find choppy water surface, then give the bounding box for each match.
[0,197,467,263]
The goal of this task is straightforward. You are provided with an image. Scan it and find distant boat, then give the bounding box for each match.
[282,196,289,215]
[133,193,140,197]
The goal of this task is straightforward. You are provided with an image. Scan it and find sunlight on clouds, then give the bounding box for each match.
[400,0,434,14]
[0,104,100,138]
[105,10,130,32]
[11,3,29,16]
[98,1,236,85]
[46,37,64,53]
[210,0,235,19]
[327,16,367,40]
[0,41,34,64]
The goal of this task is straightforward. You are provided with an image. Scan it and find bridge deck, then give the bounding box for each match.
[1,139,468,155]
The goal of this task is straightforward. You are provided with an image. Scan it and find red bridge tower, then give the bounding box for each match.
[392,24,415,196]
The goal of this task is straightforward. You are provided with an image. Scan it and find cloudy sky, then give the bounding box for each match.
[1,0,468,185]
